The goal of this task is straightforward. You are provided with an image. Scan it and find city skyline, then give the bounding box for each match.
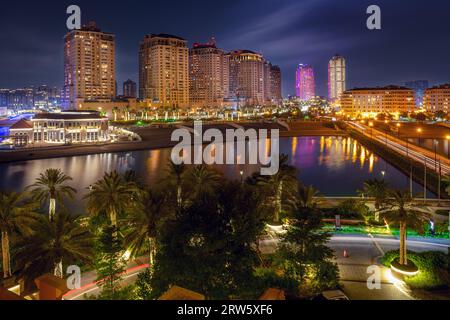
[2,0,450,305]
[1,0,450,97]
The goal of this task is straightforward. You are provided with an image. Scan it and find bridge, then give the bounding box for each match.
[349,121,450,175]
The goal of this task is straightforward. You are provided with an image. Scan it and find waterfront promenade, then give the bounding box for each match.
[0,121,343,163]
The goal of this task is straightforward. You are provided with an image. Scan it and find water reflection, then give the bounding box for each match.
[0,136,433,213]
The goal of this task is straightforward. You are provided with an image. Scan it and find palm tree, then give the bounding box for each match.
[293,184,320,209]
[359,179,390,212]
[85,171,138,228]
[124,189,167,266]
[186,165,222,199]
[0,192,38,278]
[143,107,150,121]
[381,190,430,266]
[112,107,119,122]
[258,154,297,222]
[14,212,93,284]
[166,161,186,206]
[28,168,76,221]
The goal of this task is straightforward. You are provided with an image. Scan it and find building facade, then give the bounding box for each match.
[2,88,34,109]
[340,86,415,117]
[296,64,315,101]
[228,50,268,107]
[139,34,189,108]
[423,84,450,113]
[0,87,60,110]
[328,55,346,101]
[269,64,282,106]
[63,22,116,109]
[9,111,109,146]
[123,79,137,98]
[189,39,229,108]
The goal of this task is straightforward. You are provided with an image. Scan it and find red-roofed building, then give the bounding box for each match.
[9,119,33,146]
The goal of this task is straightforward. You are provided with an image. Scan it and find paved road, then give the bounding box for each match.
[63,257,149,300]
[260,234,450,300]
[66,235,449,300]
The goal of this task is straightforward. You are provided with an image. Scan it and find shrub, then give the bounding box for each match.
[253,267,299,297]
[326,199,369,220]
[381,250,450,290]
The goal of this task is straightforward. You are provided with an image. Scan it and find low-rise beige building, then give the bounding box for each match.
[9,111,109,146]
[340,86,414,118]
[424,84,450,113]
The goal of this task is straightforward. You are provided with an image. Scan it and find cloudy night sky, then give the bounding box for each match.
[0,0,449,97]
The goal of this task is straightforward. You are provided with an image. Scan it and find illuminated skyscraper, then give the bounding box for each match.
[123,79,137,98]
[63,22,116,109]
[328,55,346,100]
[189,38,229,108]
[228,50,267,106]
[269,64,282,105]
[296,64,315,101]
[139,34,189,108]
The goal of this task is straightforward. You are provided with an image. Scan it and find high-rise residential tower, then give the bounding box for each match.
[63,22,116,109]
[139,34,189,108]
[228,50,267,106]
[269,64,282,105]
[296,64,315,101]
[189,38,229,108]
[123,79,137,98]
[328,55,346,101]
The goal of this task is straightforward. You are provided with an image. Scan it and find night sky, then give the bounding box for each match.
[0,0,449,97]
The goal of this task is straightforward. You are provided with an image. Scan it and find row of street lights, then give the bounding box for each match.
[360,120,449,201]
[365,120,450,160]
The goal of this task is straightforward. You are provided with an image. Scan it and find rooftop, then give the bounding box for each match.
[230,49,259,55]
[347,85,412,91]
[33,111,106,120]
[158,286,205,300]
[427,84,450,90]
[192,37,218,49]
[10,119,33,130]
[145,33,186,41]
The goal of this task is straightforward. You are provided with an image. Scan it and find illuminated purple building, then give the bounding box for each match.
[295,64,316,101]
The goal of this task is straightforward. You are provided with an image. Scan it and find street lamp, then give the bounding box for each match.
[417,128,422,146]
[434,139,438,172]
[369,122,374,138]
[240,170,244,184]
[446,135,450,159]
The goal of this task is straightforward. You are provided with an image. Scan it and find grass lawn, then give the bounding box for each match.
[324,224,449,239]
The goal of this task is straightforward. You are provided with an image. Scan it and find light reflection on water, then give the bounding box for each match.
[0,136,433,213]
